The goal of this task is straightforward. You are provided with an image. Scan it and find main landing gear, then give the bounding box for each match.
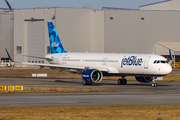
[117,76,127,85]
[82,80,92,85]
[151,76,158,87]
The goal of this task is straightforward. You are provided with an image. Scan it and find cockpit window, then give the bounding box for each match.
[153,60,157,64]
[153,60,168,64]
[160,60,166,63]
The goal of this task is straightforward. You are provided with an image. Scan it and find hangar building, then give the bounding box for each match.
[140,0,180,10]
[2,0,180,64]
[0,11,13,65]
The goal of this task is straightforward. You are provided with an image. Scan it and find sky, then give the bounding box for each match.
[0,0,165,10]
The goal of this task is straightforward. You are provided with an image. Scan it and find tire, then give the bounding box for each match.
[83,80,88,85]
[118,79,122,85]
[152,83,158,87]
[88,83,92,85]
[123,79,127,85]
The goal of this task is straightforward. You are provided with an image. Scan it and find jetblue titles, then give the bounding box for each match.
[51,42,59,47]
[121,56,143,68]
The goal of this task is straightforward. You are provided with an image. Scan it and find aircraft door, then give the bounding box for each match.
[144,56,151,69]
[57,54,62,64]
[102,57,108,66]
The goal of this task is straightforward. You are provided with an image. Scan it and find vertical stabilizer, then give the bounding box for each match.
[47,22,66,54]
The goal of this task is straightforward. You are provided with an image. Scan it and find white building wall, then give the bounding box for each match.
[55,8,91,53]
[0,14,1,61]
[0,13,13,61]
[90,10,105,53]
[13,7,180,62]
[14,8,55,62]
[140,0,180,10]
[104,10,180,55]
[14,8,92,62]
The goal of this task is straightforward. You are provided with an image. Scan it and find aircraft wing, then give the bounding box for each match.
[5,48,109,72]
[22,55,53,61]
[22,62,109,72]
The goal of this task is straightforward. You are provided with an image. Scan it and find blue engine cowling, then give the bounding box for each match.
[82,69,103,83]
[135,76,152,83]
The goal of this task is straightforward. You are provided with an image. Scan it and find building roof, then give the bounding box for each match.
[157,42,180,51]
[140,0,171,8]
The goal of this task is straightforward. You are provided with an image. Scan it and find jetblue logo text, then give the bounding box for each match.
[51,42,59,47]
[121,56,143,68]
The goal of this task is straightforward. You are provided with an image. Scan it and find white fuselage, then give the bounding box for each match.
[45,53,172,76]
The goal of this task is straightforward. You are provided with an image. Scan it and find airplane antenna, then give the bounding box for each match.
[5,0,12,11]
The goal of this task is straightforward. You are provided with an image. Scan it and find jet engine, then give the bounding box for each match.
[82,69,103,83]
[135,76,152,83]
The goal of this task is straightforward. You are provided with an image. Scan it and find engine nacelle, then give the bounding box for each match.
[82,69,103,83]
[135,76,152,83]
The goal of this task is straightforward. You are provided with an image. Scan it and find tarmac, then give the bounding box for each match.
[0,76,180,108]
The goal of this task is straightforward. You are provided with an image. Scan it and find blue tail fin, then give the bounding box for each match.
[47,22,66,54]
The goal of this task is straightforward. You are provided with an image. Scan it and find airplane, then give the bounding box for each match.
[6,22,173,87]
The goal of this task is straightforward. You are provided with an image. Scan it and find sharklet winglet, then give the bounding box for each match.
[5,49,14,62]
[169,49,173,64]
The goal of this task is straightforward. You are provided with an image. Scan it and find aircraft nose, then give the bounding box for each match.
[165,64,172,74]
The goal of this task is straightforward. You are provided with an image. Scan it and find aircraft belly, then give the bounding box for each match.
[118,66,144,74]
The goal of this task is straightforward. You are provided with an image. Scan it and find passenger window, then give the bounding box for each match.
[166,61,169,63]
[157,60,160,63]
[153,60,157,64]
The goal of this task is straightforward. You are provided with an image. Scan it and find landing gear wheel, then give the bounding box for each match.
[118,79,122,85]
[82,80,88,85]
[82,80,92,85]
[118,79,127,85]
[152,83,158,87]
[87,83,92,85]
[123,79,127,85]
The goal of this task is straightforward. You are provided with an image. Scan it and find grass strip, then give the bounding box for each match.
[0,105,180,120]
[0,87,119,93]
[1,69,180,82]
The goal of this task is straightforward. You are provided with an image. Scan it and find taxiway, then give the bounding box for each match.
[0,76,180,108]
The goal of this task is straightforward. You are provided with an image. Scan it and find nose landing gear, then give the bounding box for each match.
[151,76,158,87]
